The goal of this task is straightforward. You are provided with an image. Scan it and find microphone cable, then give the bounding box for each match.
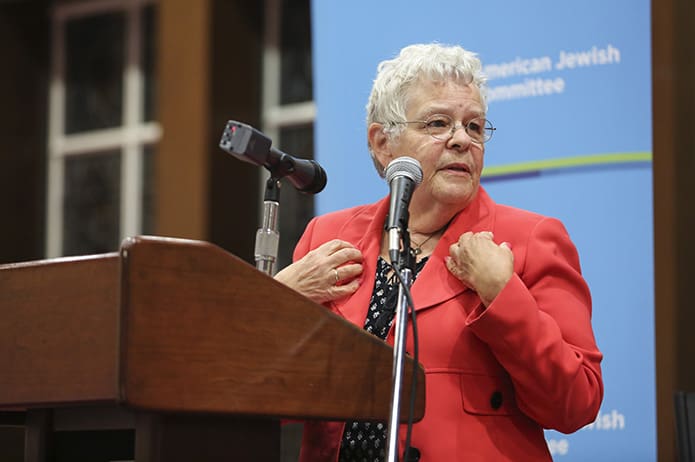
[389,259,421,462]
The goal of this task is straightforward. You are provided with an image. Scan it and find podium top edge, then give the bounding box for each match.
[0,252,119,270]
[121,235,210,249]
[0,236,219,270]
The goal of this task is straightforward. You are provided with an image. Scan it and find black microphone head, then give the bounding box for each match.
[288,159,327,194]
[384,156,423,185]
[220,120,327,194]
[219,120,272,166]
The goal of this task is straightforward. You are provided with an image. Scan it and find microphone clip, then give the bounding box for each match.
[398,230,417,272]
[385,217,416,272]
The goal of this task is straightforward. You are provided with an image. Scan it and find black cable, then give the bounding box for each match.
[389,260,420,462]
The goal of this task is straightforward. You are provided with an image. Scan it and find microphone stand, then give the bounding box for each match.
[255,176,281,276]
[385,230,416,462]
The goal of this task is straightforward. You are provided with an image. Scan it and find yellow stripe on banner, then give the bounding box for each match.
[482,152,652,178]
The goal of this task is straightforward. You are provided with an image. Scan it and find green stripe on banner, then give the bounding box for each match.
[482,152,652,178]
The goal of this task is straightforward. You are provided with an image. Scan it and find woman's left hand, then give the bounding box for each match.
[446,231,514,306]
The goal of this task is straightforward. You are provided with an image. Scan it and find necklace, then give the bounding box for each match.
[410,230,440,255]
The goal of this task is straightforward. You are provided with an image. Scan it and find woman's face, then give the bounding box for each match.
[375,79,486,211]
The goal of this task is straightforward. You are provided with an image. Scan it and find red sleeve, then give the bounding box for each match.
[466,217,603,433]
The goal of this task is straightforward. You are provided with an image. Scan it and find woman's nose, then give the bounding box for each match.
[447,123,473,149]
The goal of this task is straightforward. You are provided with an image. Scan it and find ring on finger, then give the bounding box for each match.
[333,268,340,284]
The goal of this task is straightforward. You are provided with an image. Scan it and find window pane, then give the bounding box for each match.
[141,145,156,235]
[63,151,121,256]
[65,12,125,133]
[277,124,314,269]
[142,5,158,122]
[280,0,312,104]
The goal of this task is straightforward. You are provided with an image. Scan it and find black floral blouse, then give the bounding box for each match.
[339,256,429,462]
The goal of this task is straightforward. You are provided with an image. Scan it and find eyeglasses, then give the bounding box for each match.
[391,114,496,144]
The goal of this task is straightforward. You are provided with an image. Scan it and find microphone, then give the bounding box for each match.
[384,157,423,264]
[219,120,327,194]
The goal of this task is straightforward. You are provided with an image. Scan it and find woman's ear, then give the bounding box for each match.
[368,123,394,170]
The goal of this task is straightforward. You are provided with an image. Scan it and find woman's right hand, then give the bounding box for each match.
[274,239,364,304]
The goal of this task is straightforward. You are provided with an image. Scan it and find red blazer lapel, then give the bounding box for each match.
[330,197,389,327]
[411,187,497,311]
[330,187,498,318]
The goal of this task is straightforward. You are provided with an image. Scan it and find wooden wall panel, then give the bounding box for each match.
[156,0,211,240]
[653,0,695,460]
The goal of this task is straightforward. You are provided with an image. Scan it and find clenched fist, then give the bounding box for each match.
[446,231,513,306]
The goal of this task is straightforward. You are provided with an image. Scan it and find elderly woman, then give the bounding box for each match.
[275,43,603,462]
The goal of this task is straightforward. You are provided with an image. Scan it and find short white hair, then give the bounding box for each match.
[366,43,488,177]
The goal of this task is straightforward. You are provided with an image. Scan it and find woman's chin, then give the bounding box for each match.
[429,189,476,210]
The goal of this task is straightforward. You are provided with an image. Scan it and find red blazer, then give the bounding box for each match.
[293,187,603,462]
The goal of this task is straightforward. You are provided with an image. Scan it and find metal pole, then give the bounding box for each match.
[385,266,414,462]
[254,178,281,276]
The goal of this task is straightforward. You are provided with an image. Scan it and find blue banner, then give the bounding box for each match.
[311,1,653,459]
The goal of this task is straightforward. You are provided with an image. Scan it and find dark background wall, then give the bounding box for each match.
[207,0,263,262]
[0,3,50,454]
[0,0,49,263]
[653,0,695,460]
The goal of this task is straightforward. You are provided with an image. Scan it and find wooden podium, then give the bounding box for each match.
[0,236,425,462]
